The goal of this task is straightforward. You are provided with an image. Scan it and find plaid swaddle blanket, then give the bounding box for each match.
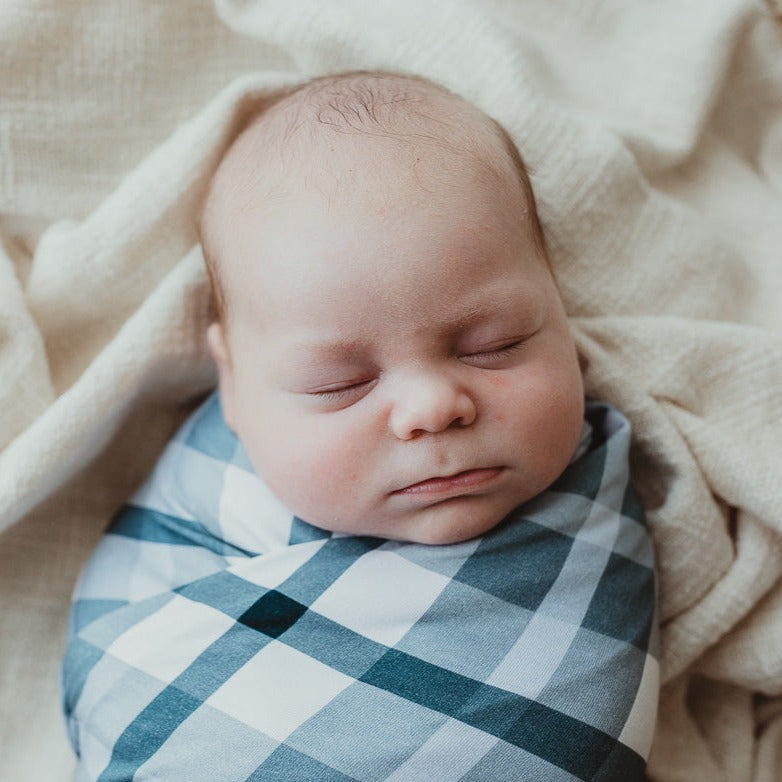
[63,395,658,782]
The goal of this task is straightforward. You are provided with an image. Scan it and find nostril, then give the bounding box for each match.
[454,398,477,429]
[388,377,477,439]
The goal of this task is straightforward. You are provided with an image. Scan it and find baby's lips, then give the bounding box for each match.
[392,467,505,497]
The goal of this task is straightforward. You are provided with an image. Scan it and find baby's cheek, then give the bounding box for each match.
[486,376,511,424]
[237,419,319,515]
[536,374,584,471]
[278,430,372,526]
[501,364,582,466]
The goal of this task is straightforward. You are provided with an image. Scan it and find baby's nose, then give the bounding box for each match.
[388,372,477,440]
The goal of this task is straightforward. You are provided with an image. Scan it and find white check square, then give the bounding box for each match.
[310,549,451,647]
[237,539,327,590]
[208,640,354,741]
[131,441,209,521]
[487,612,578,699]
[109,595,234,682]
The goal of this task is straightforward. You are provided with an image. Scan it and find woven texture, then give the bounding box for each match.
[1,2,781,780]
[64,397,658,782]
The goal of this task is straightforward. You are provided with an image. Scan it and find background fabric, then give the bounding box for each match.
[0,1,780,780]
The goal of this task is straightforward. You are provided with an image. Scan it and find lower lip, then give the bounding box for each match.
[395,468,504,497]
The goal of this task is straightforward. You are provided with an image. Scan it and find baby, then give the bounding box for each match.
[200,70,585,544]
[63,71,658,782]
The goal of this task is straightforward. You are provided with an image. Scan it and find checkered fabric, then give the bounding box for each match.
[62,394,658,782]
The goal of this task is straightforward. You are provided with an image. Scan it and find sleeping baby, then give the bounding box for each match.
[63,71,659,781]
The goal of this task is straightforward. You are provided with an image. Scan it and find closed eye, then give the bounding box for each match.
[460,339,526,367]
[306,378,377,407]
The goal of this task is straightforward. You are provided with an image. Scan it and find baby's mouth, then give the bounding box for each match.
[392,467,504,497]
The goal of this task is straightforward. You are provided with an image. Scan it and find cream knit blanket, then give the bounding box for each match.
[1,1,780,781]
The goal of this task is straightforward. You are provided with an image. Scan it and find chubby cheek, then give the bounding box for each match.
[484,374,513,425]
[501,357,584,485]
[239,411,373,530]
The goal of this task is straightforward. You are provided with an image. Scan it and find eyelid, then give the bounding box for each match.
[305,377,377,406]
[460,337,527,365]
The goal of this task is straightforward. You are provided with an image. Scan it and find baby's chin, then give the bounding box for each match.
[403,516,507,545]
[400,525,495,546]
[345,500,513,546]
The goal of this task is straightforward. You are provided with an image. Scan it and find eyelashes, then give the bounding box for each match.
[307,378,378,403]
[304,338,528,409]
[459,338,526,367]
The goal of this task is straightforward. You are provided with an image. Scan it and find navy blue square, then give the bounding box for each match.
[550,443,606,499]
[239,590,308,638]
[582,551,655,650]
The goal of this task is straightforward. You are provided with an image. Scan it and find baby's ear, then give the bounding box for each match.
[206,322,236,431]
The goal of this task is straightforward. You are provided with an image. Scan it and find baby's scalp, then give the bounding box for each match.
[199,70,547,325]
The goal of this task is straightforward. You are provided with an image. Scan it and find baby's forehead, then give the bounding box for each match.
[220,75,512,195]
[261,74,488,142]
[200,73,541,309]
[278,74,484,138]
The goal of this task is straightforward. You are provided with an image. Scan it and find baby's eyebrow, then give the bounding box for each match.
[449,291,541,327]
[286,289,541,359]
[292,337,370,362]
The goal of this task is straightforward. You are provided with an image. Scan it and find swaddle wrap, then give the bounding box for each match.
[63,395,658,782]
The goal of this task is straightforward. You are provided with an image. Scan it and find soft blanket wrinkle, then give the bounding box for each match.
[1,2,781,781]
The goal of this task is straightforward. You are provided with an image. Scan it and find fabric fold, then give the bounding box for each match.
[1,2,781,780]
[64,397,659,782]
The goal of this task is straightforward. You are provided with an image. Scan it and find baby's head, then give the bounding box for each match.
[200,71,584,544]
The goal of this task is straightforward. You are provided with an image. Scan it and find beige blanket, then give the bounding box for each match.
[1,1,781,780]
